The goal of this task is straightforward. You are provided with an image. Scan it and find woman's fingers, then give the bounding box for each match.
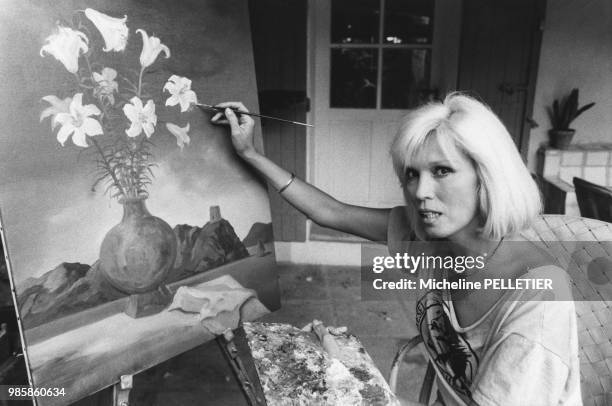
[210,101,257,158]
[224,108,242,135]
[211,102,253,130]
[215,101,249,113]
[210,112,228,124]
[239,111,255,131]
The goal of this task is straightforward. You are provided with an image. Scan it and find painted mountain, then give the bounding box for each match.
[242,222,273,248]
[17,208,251,330]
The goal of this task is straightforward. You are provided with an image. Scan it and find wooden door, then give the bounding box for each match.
[310,0,462,210]
[458,0,545,158]
[249,0,308,242]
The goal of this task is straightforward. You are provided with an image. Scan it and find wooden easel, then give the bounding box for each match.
[216,329,267,406]
[111,327,267,406]
[112,375,132,406]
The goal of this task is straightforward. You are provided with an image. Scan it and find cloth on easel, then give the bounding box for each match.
[168,283,256,335]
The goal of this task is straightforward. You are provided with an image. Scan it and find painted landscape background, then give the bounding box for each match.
[18,211,273,330]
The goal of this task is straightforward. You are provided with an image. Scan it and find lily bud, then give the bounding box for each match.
[136,29,170,69]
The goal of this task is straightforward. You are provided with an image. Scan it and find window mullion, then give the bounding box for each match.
[376,0,385,110]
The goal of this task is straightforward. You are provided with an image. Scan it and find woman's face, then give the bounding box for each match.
[403,136,481,240]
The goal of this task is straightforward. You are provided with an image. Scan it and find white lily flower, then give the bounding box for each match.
[123,96,157,138]
[163,75,198,112]
[93,67,119,104]
[40,25,89,74]
[84,8,128,52]
[166,122,191,149]
[54,93,102,147]
[40,95,72,129]
[136,29,170,68]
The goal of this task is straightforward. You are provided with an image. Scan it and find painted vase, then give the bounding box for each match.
[99,196,177,294]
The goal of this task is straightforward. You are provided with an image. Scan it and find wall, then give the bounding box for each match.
[528,0,612,171]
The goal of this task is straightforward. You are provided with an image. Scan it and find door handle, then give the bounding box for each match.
[498,82,529,95]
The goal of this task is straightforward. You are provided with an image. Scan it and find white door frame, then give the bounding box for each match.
[307,0,462,203]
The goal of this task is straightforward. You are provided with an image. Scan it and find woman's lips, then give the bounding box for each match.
[419,210,441,224]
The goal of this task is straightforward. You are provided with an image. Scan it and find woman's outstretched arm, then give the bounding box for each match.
[212,102,390,241]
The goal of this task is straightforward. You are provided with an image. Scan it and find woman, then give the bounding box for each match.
[212,94,581,406]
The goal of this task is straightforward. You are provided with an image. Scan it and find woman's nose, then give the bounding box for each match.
[414,174,435,200]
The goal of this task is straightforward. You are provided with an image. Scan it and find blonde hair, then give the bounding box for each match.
[390,93,541,239]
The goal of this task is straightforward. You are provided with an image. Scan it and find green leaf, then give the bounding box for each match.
[552,100,560,127]
[574,102,595,119]
[547,107,554,127]
[550,88,595,130]
[568,89,578,117]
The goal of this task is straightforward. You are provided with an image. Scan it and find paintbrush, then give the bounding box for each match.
[197,103,313,127]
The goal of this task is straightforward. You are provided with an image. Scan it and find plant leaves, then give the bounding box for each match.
[574,102,595,119]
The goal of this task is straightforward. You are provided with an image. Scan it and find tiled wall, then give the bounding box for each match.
[539,145,612,216]
[542,146,612,187]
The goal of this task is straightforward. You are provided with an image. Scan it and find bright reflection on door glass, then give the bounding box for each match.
[331,0,379,44]
[382,49,430,109]
[384,0,434,44]
[329,0,434,109]
[330,48,378,108]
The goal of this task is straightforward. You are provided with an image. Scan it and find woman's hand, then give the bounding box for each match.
[210,101,391,241]
[210,101,256,158]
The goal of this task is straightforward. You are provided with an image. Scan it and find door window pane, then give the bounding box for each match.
[330,48,378,108]
[384,0,433,44]
[381,49,430,108]
[331,0,380,44]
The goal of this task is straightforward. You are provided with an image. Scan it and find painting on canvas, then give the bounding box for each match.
[0,0,277,403]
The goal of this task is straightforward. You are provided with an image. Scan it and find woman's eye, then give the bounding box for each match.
[404,169,418,182]
[433,166,453,177]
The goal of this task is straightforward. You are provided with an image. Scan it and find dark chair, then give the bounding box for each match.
[573,177,612,222]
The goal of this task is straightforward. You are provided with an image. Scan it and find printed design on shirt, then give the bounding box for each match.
[416,291,479,400]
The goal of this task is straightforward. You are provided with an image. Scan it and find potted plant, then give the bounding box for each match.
[547,88,595,150]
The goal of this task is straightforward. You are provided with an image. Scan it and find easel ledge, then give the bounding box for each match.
[25,257,278,406]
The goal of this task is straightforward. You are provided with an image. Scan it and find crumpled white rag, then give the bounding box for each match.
[169,283,256,335]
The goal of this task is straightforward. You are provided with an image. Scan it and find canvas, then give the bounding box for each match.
[0,0,278,404]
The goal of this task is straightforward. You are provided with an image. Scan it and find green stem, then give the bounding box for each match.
[130,148,137,197]
[90,138,126,198]
[74,61,122,198]
[137,66,145,98]
[83,54,95,85]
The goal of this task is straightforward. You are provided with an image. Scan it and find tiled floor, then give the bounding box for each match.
[77,264,429,405]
